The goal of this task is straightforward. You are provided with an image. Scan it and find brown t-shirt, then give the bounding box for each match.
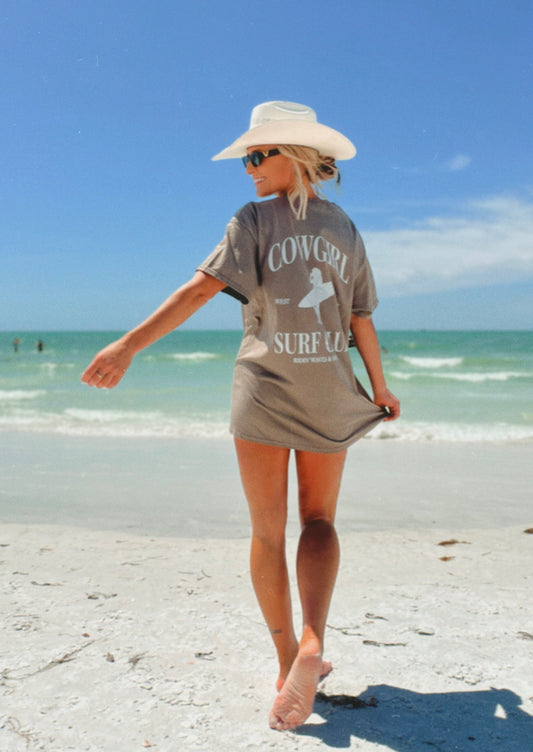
[198,196,385,452]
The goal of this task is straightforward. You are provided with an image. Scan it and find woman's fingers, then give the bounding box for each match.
[81,356,127,389]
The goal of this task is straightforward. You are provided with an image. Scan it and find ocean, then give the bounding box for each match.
[1,330,532,443]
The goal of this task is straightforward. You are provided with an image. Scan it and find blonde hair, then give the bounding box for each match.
[277,144,340,220]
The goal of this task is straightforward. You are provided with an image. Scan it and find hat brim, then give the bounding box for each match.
[212,121,356,161]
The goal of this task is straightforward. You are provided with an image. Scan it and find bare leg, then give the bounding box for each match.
[234,438,299,687]
[269,449,346,731]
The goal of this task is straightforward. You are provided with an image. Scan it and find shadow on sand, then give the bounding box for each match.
[297,685,533,751]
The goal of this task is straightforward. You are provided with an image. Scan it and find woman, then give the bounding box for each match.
[82,101,399,731]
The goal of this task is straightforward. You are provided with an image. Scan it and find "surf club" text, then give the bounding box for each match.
[273,330,349,356]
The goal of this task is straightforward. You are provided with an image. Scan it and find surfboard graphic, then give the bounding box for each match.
[298,268,334,325]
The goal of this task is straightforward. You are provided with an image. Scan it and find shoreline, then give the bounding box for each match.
[1,431,531,537]
[1,430,532,749]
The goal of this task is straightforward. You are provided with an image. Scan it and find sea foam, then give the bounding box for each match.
[0,389,46,401]
[400,356,464,368]
[390,370,529,383]
[369,420,533,443]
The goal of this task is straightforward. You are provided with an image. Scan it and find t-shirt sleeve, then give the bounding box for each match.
[351,230,378,319]
[197,206,259,305]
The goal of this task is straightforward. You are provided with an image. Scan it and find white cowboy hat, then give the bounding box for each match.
[212,101,356,161]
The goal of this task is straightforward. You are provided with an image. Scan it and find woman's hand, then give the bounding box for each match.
[81,339,133,389]
[373,387,400,422]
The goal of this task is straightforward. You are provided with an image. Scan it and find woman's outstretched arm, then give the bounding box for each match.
[81,271,226,389]
[350,313,400,421]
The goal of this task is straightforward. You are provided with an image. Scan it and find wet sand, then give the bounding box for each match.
[1,433,532,750]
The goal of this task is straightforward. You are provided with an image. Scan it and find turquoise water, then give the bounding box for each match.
[1,330,532,442]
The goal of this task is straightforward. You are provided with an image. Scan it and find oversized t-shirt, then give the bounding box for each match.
[197,196,386,452]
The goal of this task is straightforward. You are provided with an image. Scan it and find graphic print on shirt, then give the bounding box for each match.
[266,233,352,363]
[298,268,335,325]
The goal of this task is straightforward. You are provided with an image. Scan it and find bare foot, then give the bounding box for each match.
[269,649,322,730]
[319,659,333,682]
[276,658,332,692]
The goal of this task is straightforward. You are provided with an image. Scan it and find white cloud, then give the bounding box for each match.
[445,154,472,171]
[365,194,533,297]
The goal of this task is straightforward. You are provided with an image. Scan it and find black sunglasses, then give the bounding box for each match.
[242,148,281,168]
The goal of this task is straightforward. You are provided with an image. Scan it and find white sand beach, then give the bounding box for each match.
[1,435,532,751]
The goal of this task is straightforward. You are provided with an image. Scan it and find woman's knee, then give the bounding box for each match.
[298,489,338,527]
[300,516,337,538]
[298,518,339,564]
[251,528,287,561]
[250,515,287,549]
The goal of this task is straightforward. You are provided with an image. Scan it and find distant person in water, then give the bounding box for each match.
[82,101,399,731]
[36,340,44,352]
[13,338,20,353]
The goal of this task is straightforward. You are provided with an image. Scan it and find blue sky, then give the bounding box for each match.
[2,0,532,331]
